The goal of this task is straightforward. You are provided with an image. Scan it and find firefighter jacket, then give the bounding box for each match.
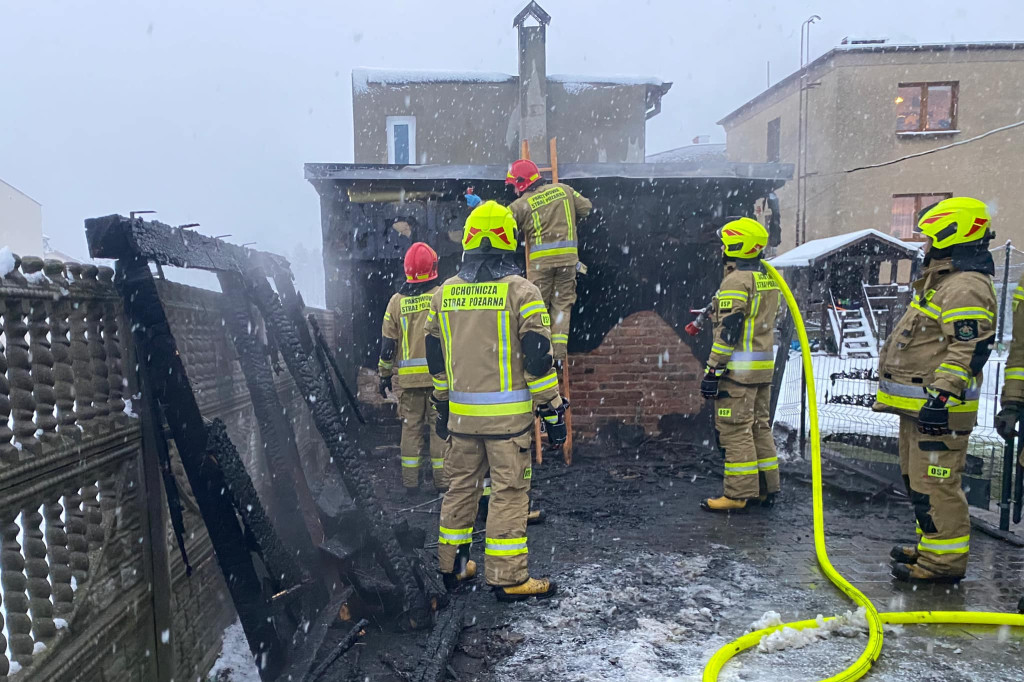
[425,274,562,437]
[707,260,781,385]
[873,257,996,432]
[379,285,439,389]
[1001,272,1024,404]
[509,182,592,270]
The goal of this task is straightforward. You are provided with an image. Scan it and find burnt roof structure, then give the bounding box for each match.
[305,160,793,391]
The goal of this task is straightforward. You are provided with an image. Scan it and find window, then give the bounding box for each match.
[386,116,416,164]
[891,193,952,239]
[766,117,781,162]
[895,82,958,133]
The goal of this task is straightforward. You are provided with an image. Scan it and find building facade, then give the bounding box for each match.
[0,178,43,256]
[351,3,670,166]
[719,42,1024,252]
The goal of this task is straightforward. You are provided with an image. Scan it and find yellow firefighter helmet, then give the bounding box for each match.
[462,200,518,252]
[917,197,991,249]
[719,217,768,259]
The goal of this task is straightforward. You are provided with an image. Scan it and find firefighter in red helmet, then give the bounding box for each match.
[379,242,448,494]
[507,159,592,360]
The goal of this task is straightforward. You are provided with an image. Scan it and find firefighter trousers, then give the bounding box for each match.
[897,415,970,575]
[528,265,576,359]
[438,432,533,586]
[398,387,448,490]
[714,378,779,499]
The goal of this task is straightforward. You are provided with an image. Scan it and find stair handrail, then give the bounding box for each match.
[827,287,844,355]
[861,280,879,344]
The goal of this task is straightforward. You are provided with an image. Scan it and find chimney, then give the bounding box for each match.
[514,2,551,164]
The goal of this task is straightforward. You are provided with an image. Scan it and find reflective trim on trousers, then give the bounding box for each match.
[724,461,759,476]
[485,536,528,556]
[757,457,778,471]
[401,457,421,468]
[482,477,492,497]
[431,458,444,469]
[917,535,970,555]
[1005,367,1024,382]
[439,526,474,546]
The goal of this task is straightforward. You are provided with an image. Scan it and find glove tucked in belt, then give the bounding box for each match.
[918,389,951,435]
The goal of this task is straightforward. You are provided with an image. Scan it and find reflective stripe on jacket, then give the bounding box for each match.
[510,182,592,271]
[1003,274,1024,404]
[707,262,781,385]
[426,275,561,437]
[873,259,996,431]
[381,287,439,389]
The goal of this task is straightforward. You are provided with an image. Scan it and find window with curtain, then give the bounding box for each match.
[891,193,952,239]
[895,83,958,133]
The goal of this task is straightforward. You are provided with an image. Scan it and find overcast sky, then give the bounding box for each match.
[2,0,1023,289]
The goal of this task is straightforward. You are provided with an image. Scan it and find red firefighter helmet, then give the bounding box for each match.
[404,242,438,283]
[506,159,542,194]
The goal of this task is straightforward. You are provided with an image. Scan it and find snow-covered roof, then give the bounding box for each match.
[352,68,667,94]
[646,143,726,164]
[768,229,923,268]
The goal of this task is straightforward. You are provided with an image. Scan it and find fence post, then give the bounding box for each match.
[998,241,1011,346]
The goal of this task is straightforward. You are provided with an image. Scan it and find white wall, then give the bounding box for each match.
[0,179,43,256]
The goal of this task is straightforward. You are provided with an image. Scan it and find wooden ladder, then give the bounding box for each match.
[520,138,574,466]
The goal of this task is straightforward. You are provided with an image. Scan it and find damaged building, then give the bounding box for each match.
[310,1,791,441]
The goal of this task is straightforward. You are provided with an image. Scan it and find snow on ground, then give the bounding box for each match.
[491,550,1023,682]
[206,619,261,682]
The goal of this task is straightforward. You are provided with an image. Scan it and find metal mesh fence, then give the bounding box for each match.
[775,351,1011,507]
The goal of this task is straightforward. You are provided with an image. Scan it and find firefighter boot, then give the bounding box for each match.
[758,493,778,509]
[527,509,545,525]
[890,545,919,565]
[442,547,477,591]
[494,577,557,603]
[892,562,964,584]
[701,496,748,512]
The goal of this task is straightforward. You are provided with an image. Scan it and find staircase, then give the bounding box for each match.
[862,283,906,341]
[828,289,878,358]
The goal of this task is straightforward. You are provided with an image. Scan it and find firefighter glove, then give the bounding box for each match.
[431,396,450,440]
[538,399,568,449]
[996,402,1021,441]
[918,391,951,435]
[701,365,726,400]
[379,374,392,398]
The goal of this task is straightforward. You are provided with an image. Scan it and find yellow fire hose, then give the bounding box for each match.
[702,260,1024,682]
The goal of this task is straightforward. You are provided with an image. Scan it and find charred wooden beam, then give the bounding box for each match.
[244,272,431,628]
[308,314,365,425]
[410,598,467,682]
[206,418,309,592]
[87,214,290,276]
[218,271,327,562]
[307,618,369,682]
[110,255,287,678]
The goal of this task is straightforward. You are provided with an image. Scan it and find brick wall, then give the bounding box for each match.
[567,310,704,439]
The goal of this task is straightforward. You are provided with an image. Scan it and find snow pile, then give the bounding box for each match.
[0,247,16,277]
[757,608,868,654]
[24,270,49,285]
[748,610,783,631]
[207,619,261,682]
[352,67,514,92]
[123,398,139,419]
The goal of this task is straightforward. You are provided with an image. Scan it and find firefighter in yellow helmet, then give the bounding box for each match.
[425,200,564,600]
[877,197,996,583]
[378,242,448,494]
[700,217,782,512]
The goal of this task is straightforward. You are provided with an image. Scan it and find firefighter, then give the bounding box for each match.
[878,197,996,583]
[507,158,592,360]
[426,200,565,601]
[699,217,781,512]
[378,242,448,494]
[995,273,1024,442]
